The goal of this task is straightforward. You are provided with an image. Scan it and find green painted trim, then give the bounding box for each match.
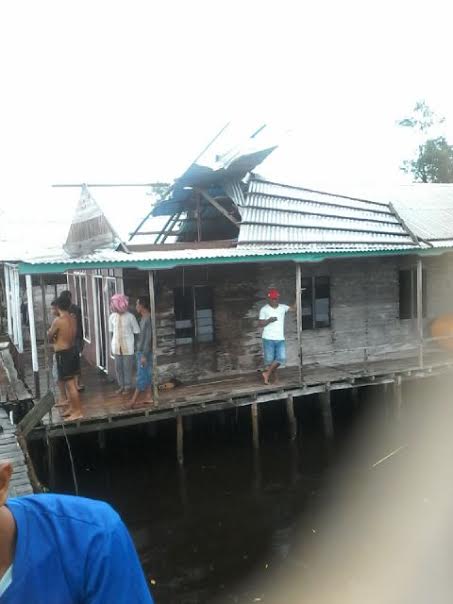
[18,245,453,275]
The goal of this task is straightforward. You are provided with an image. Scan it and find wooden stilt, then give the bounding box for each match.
[393,376,403,421]
[286,394,297,440]
[98,430,106,451]
[251,402,259,449]
[320,389,334,438]
[46,434,55,490]
[176,415,184,465]
[351,387,360,409]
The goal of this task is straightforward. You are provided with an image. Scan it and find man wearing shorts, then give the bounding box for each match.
[258,288,295,385]
[48,296,83,421]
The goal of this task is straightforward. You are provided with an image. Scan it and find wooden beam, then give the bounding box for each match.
[25,275,40,398]
[148,271,159,405]
[3,265,13,339]
[40,276,51,393]
[176,415,184,465]
[416,257,424,368]
[17,391,55,437]
[196,188,239,227]
[296,263,303,383]
[251,402,260,448]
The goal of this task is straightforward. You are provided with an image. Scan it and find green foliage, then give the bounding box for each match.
[399,101,453,182]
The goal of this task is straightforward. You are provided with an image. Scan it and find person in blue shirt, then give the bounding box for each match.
[0,461,154,603]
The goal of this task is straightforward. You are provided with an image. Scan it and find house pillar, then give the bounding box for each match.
[3,265,13,339]
[176,415,184,465]
[296,263,303,384]
[251,402,260,449]
[393,375,403,421]
[25,274,40,398]
[148,270,159,405]
[416,257,424,368]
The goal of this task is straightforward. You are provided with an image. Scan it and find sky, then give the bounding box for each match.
[1,0,453,252]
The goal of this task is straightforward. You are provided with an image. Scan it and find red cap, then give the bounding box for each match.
[267,288,280,300]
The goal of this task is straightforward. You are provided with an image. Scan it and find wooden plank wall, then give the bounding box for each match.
[117,253,453,385]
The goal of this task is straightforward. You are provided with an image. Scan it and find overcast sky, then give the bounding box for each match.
[1,0,453,250]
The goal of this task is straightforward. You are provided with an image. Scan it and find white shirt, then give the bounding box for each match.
[109,312,140,355]
[259,304,290,340]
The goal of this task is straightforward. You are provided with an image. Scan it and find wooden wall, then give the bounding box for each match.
[77,252,453,385]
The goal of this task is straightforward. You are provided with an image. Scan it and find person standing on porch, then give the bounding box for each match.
[60,290,85,392]
[258,288,296,385]
[48,296,83,421]
[127,296,153,409]
[109,294,140,395]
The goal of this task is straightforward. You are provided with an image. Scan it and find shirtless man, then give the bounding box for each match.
[48,296,83,421]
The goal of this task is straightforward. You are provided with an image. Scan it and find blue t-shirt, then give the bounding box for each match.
[1,494,154,604]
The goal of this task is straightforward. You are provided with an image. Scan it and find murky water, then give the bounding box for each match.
[31,374,453,603]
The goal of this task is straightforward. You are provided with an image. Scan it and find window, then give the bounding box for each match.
[399,269,427,319]
[174,286,214,344]
[302,276,331,329]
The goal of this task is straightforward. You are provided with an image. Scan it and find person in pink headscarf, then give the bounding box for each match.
[108,294,140,394]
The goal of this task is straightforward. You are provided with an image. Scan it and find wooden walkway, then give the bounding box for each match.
[0,409,33,497]
[24,347,453,438]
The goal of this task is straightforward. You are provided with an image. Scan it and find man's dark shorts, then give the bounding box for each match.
[56,347,81,381]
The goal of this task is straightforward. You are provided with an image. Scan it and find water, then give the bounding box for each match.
[31,375,453,603]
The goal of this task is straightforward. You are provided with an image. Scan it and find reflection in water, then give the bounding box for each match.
[33,375,453,603]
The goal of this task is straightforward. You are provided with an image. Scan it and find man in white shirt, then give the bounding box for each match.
[258,288,295,385]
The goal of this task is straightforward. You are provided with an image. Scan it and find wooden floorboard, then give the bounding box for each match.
[16,345,452,438]
[0,409,33,497]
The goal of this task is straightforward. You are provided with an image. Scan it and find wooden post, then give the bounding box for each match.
[351,387,360,409]
[3,265,13,339]
[251,402,260,449]
[393,375,403,421]
[320,389,334,438]
[296,263,303,384]
[148,271,159,405]
[176,415,184,465]
[46,433,55,490]
[416,257,424,368]
[25,274,40,398]
[286,394,297,440]
[40,276,51,394]
[13,268,24,354]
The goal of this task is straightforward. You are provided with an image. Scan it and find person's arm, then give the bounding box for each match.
[108,314,114,333]
[258,307,277,328]
[84,518,154,603]
[47,317,59,342]
[131,314,141,335]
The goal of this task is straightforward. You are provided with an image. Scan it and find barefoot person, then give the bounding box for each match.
[60,290,85,392]
[0,461,154,602]
[48,295,83,421]
[109,294,140,395]
[50,299,68,408]
[258,288,296,385]
[128,297,153,409]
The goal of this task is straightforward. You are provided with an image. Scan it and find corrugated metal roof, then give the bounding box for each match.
[342,184,453,242]
[238,178,415,248]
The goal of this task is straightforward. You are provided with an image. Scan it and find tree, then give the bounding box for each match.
[398,101,453,183]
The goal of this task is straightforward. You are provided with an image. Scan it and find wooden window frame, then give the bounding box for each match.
[301,276,331,330]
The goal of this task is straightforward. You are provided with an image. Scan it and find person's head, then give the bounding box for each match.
[136,296,150,315]
[56,295,71,313]
[50,299,60,318]
[267,288,280,308]
[110,293,129,314]
[60,290,72,303]
[0,462,12,507]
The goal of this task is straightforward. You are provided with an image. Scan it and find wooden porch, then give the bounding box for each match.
[25,347,453,438]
